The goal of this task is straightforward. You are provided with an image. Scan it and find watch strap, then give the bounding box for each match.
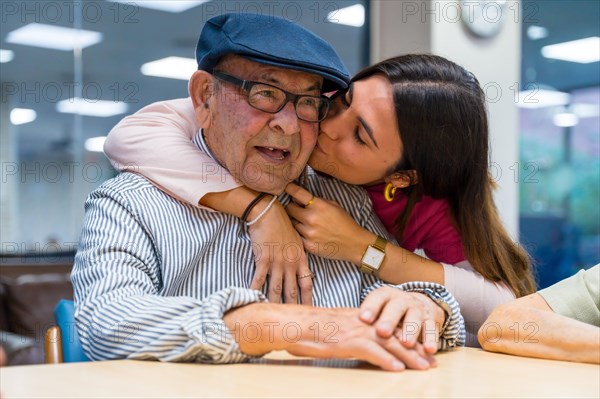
[372,235,387,252]
[360,264,376,275]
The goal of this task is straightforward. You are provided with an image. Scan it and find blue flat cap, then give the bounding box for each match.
[196,13,349,92]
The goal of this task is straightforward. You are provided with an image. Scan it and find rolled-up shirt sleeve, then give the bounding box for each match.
[538,265,599,326]
[72,185,266,364]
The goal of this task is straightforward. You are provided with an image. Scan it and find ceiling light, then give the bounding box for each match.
[570,103,600,118]
[553,113,579,127]
[141,56,197,80]
[6,23,102,51]
[541,37,600,64]
[327,4,365,27]
[107,0,210,13]
[56,98,128,117]
[0,49,14,63]
[527,26,548,40]
[517,89,570,109]
[10,108,37,125]
[84,137,106,153]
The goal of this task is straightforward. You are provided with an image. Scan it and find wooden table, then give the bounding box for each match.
[1,348,598,398]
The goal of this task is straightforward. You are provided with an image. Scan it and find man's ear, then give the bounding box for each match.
[385,170,418,188]
[189,70,215,129]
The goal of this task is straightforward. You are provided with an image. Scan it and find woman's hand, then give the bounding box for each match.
[359,286,446,354]
[285,183,371,264]
[248,200,313,305]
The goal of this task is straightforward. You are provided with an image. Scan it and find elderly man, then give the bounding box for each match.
[72,13,465,371]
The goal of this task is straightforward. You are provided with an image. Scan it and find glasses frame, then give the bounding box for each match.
[213,71,331,122]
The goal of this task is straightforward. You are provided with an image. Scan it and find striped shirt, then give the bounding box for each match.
[72,132,465,363]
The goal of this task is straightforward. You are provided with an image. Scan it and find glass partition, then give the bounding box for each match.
[519,0,599,287]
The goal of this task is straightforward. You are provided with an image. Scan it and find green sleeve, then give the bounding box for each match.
[538,264,599,327]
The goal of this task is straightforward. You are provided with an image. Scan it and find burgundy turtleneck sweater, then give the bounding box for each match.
[366,184,466,264]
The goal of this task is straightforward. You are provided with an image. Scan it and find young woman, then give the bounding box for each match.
[104,54,536,345]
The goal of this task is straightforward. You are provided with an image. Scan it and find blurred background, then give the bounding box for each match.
[1,0,598,288]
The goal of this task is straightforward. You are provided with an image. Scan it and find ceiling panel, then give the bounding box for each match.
[1,0,598,155]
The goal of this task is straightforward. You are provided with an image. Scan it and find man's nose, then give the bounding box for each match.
[270,101,301,136]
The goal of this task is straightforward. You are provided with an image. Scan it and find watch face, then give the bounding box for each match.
[363,246,385,269]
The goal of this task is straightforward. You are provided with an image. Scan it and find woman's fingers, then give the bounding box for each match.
[283,268,300,304]
[297,267,314,306]
[249,268,268,291]
[285,183,317,208]
[249,248,269,290]
[267,269,283,303]
[285,202,305,221]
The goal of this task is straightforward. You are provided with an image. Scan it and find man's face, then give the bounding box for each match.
[204,57,322,194]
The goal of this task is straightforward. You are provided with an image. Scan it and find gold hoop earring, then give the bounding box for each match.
[383,183,397,202]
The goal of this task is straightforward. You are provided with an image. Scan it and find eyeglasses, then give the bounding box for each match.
[213,71,331,122]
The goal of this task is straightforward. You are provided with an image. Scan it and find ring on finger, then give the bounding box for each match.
[305,195,315,207]
[298,272,315,280]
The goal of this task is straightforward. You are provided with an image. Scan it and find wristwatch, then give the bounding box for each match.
[359,236,388,275]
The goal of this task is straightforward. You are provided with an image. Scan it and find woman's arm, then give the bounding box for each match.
[104,97,241,206]
[286,183,445,282]
[285,183,515,337]
[443,262,515,345]
[478,293,600,364]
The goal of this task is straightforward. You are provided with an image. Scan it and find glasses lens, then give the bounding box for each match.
[296,97,329,122]
[248,84,286,112]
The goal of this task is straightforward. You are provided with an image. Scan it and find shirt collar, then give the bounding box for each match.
[193,129,226,169]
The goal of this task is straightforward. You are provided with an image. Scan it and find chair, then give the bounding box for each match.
[44,299,90,363]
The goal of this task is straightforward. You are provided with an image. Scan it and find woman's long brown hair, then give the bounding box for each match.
[353,54,536,297]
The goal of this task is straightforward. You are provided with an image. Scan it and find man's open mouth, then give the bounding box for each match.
[255,146,290,161]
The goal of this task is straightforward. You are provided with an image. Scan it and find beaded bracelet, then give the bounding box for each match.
[246,195,278,226]
[241,192,267,222]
